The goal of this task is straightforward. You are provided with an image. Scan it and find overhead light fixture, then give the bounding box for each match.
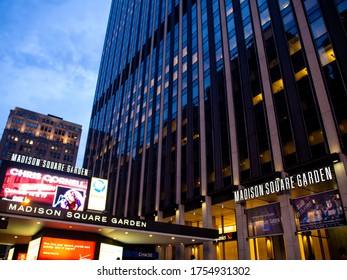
[331,153,340,164]
[275,171,282,181]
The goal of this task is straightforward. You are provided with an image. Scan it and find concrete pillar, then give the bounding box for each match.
[278,192,301,259]
[202,195,216,259]
[175,204,185,259]
[203,241,215,260]
[235,191,250,260]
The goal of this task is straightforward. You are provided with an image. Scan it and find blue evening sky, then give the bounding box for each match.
[0,0,112,167]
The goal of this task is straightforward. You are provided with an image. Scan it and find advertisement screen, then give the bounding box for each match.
[26,237,42,260]
[87,177,108,211]
[38,237,96,260]
[292,189,346,231]
[98,243,123,260]
[7,247,14,260]
[246,202,283,238]
[0,166,89,211]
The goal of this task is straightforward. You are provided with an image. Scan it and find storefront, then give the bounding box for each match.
[235,164,347,260]
[0,159,218,260]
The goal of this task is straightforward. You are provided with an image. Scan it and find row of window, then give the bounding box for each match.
[2,142,75,162]
[6,133,78,148]
[11,115,80,132]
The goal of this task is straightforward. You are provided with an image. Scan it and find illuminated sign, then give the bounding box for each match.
[3,202,147,229]
[123,250,159,260]
[234,166,333,203]
[27,237,42,260]
[87,177,108,211]
[0,166,88,211]
[9,153,90,176]
[38,237,96,260]
[99,243,123,260]
[292,189,346,231]
[17,253,27,260]
[215,232,237,242]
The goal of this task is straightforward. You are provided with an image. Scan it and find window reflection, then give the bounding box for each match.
[260,8,270,26]
[310,17,327,39]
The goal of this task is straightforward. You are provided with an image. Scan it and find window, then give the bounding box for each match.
[310,17,327,39]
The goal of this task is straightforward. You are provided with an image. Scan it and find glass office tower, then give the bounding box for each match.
[84,0,347,260]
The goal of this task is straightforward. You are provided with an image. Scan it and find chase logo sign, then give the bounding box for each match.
[92,179,106,193]
[87,177,108,211]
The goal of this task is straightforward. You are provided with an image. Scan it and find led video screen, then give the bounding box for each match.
[98,243,123,260]
[0,166,89,211]
[38,237,96,260]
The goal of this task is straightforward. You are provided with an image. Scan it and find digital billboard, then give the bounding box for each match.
[38,237,96,260]
[0,166,89,211]
[98,243,123,260]
[292,189,346,231]
[87,177,108,211]
[26,237,42,260]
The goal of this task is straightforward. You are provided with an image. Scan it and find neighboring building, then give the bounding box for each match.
[83,0,347,260]
[0,107,82,166]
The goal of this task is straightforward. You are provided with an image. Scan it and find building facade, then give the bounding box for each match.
[0,107,82,166]
[83,0,347,260]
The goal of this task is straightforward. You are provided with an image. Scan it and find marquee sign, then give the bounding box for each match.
[234,166,333,203]
[0,166,88,211]
[1,201,147,229]
[8,153,91,177]
[0,200,218,239]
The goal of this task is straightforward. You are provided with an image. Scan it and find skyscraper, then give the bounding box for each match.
[84,0,347,260]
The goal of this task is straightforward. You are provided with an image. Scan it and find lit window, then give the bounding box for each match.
[318,45,336,66]
[272,79,284,94]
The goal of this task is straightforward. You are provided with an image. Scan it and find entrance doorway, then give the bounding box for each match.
[249,235,286,260]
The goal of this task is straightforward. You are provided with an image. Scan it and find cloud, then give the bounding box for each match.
[0,0,111,167]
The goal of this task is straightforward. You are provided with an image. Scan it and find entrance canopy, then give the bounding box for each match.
[0,201,218,246]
